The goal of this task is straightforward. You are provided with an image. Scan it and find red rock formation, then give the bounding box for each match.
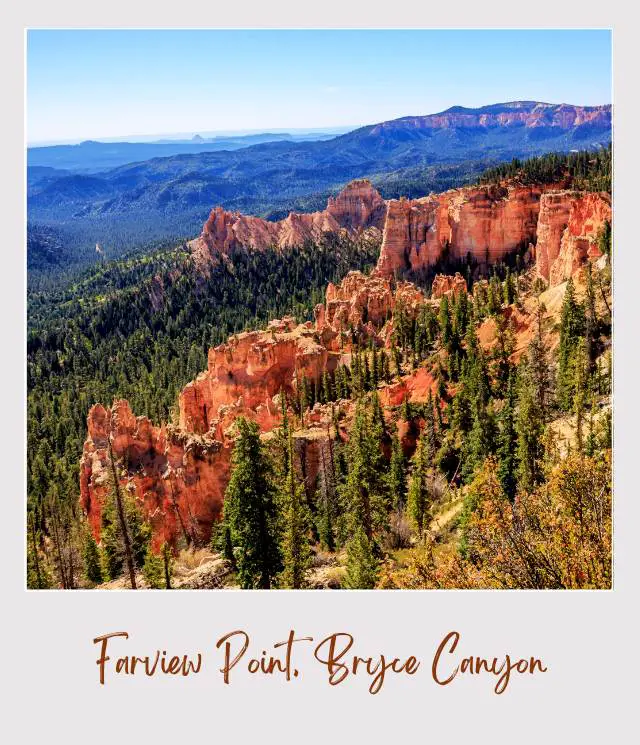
[375,184,543,277]
[179,317,339,440]
[375,183,610,288]
[326,178,387,229]
[80,272,434,549]
[191,179,385,269]
[80,400,231,551]
[314,271,425,350]
[431,272,468,300]
[534,191,611,285]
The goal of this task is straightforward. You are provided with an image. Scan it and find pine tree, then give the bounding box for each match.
[339,400,387,541]
[280,422,312,589]
[598,220,611,257]
[407,427,432,535]
[528,301,550,419]
[462,399,495,483]
[497,371,518,501]
[439,296,453,350]
[572,339,590,454]
[223,418,283,589]
[557,278,586,411]
[27,509,53,589]
[516,360,545,492]
[343,526,379,589]
[142,546,165,589]
[584,263,598,374]
[83,531,103,585]
[503,267,516,305]
[387,429,407,512]
[162,542,173,589]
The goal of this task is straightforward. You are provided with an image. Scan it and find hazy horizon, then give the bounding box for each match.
[27,30,612,144]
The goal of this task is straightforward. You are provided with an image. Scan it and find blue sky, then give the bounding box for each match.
[27,29,612,144]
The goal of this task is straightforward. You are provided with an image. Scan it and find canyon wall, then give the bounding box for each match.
[190,179,386,269]
[189,176,610,290]
[374,184,610,285]
[79,400,231,552]
[534,191,612,285]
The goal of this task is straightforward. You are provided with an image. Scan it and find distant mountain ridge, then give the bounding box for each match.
[27,130,341,173]
[367,101,610,132]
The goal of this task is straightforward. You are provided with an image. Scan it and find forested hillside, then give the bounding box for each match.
[26,149,613,590]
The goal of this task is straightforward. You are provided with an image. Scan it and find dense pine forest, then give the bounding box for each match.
[27,148,612,590]
[478,144,612,192]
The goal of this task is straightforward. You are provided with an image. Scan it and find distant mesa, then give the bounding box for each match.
[367,101,612,134]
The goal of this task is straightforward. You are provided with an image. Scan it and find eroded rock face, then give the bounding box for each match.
[191,179,385,269]
[314,271,425,350]
[375,184,610,287]
[534,191,611,285]
[375,185,543,277]
[431,272,468,299]
[179,317,338,439]
[80,400,230,551]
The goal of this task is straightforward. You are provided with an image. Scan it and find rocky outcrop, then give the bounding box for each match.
[80,400,231,551]
[375,184,543,277]
[179,317,339,439]
[431,272,468,299]
[314,270,425,348]
[534,191,611,285]
[191,179,385,268]
[375,183,610,287]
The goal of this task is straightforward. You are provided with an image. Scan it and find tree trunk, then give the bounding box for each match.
[29,512,42,589]
[107,438,137,589]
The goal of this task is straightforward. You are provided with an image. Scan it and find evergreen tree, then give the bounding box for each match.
[462,399,495,484]
[142,546,165,589]
[557,278,586,411]
[339,400,386,541]
[387,429,407,512]
[280,417,312,589]
[162,542,173,589]
[83,531,103,585]
[223,418,283,589]
[407,427,432,535]
[497,371,518,501]
[516,360,545,492]
[343,526,379,589]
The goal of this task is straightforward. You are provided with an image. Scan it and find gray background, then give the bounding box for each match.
[4,5,637,742]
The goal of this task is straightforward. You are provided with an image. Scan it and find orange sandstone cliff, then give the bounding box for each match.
[190,179,386,269]
[374,183,610,283]
[533,191,611,285]
[189,177,610,290]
